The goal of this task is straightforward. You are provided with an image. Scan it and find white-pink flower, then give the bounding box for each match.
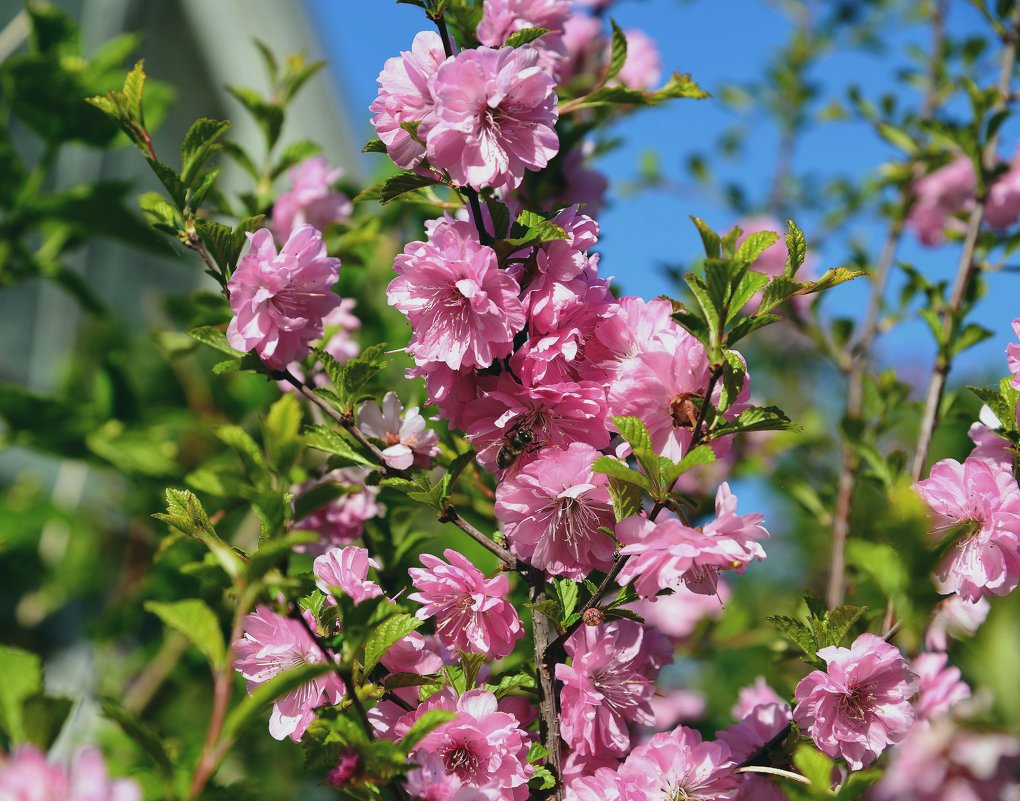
[227,225,342,371]
[494,442,616,579]
[370,31,448,169]
[234,605,345,741]
[0,746,141,801]
[408,549,524,659]
[566,767,626,801]
[924,595,990,651]
[427,46,558,191]
[617,483,768,598]
[359,391,440,470]
[914,455,1020,601]
[912,652,970,722]
[272,156,351,241]
[793,633,918,770]
[556,619,670,757]
[389,216,526,370]
[313,546,384,606]
[617,727,740,801]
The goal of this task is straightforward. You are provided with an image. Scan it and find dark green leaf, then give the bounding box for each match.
[504,27,549,48]
[364,613,423,674]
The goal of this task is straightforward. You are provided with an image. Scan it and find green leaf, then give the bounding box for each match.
[20,696,73,750]
[458,651,488,689]
[825,604,867,648]
[949,323,994,357]
[222,661,335,743]
[659,444,716,490]
[608,477,644,521]
[785,219,807,277]
[713,406,800,437]
[802,267,866,294]
[246,530,319,579]
[218,424,268,476]
[375,171,442,204]
[528,742,550,763]
[363,613,423,674]
[793,745,835,794]
[486,672,537,698]
[144,600,225,670]
[592,456,653,492]
[606,19,628,82]
[303,425,374,466]
[100,698,174,776]
[398,710,457,752]
[652,72,710,101]
[226,85,284,148]
[736,230,780,265]
[188,326,246,357]
[0,647,42,743]
[504,27,549,48]
[612,416,655,466]
[718,351,747,412]
[552,578,579,621]
[153,489,244,580]
[876,122,917,154]
[690,217,721,258]
[181,118,230,188]
[684,273,721,344]
[530,765,557,791]
[766,615,820,662]
[362,138,388,154]
[272,139,323,179]
[726,271,769,322]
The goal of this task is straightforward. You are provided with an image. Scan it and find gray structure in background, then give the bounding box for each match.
[0,0,356,457]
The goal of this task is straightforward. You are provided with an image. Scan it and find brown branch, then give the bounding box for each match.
[911,3,1020,481]
[529,580,563,798]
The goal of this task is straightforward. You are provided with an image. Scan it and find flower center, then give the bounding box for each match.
[670,393,702,429]
[385,433,402,446]
[442,744,480,780]
[839,683,876,721]
[554,496,600,546]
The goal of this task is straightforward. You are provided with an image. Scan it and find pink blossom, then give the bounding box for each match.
[227,226,342,370]
[732,676,787,720]
[536,205,600,281]
[586,296,678,383]
[389,216,526,370]
[617,484,769,598]
[322,298,361,363]
[556,619,670,757]
[912,652,970,722]
[382,631,445,676]
[627,581,729,642]
[566,767,626,801]
[560,15,607,87]
[413,689,533,801]
[925,595,990,651]
[793,632,918,770]
[408,549,524,659]
[913,455,1020,601]
[327,749,362,788]
[464,374,610,473]
[410,361,483,431]
[611,29,662,91]
[617,727,740,801]
[650,688,707,729]
[427,46,558,191]
[494,442,616,578]
[906,156,976,246]
[718,696,792,763]
[359,392,440,470]
[292,467,381,553]
[234,605,345,741]
[0,746,141,801]
[968,420,1012,469]
[405,751,487,801]
[985,148,1020,229]
[872,718,1020,801]
[370,31,447,169]
[477,0,571,47]
[519,262,614,337]
[1009,318,1020,389]
[313,546,384,606]
[272,157,351,241]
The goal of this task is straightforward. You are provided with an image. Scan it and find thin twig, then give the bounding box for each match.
[737,766,811,786]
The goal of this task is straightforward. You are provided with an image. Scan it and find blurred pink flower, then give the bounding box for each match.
[556,619,670,757]
[793,633,918,770]
[371,31,447,169]
[906,156,976,246]
[494,442,616,578]
[389,216,526,370]
[234,605,345,742]
[611,29,662,91]
[359,391,439,470]
[0,746,141,801]
[313,546,383,606]
[292,467,381,553]
[409,549,524,659]
[560,15,607,87]
[427,46,558,190]
[914,455,1020,601]
[566,766,627,801]
[227,225,341,370]
[617,727,740,801]
[617,483,768,598]
[650,688,707,729]
[627,581,729,642]
[925,595,990,651]
[985,148,1020,229]
[327,749,362,788]
[272,156,351,241]
[1009,318,1020,389]
[912,652,970,722]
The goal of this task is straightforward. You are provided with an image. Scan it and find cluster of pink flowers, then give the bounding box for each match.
[0,746,140,801]
[291,467,381,554]
[272,156,352,241]
[907,148,1020,245]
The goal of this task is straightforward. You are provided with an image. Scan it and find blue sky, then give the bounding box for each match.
[305,0,1019,383]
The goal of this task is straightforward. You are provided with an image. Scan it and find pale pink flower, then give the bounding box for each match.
[1009,318,1020,389]
[409,361,483,431]
[650,689,707,729]
[519,261,613,336]
[227,226,342,370]
[560,15,607,87]
[477,0,571,47]
[617,727,740,801]
[913,455,1020,601]
[913,652,970,722]
[413,689,533,801]
[718,695,792,763]
[234,605,345,741]
[405,751,487,801]
[627,580,729,642]
[272,157,351,241]
[321,298,361,363]
[925,595,990,651]
[556,619,670,757]
[292,467,381,553]
[611,29,661,91]
[586,296,678,383]
[872,718,1020,801]
[985,148,1020,229]
[494,442,616,578]
[968,420,1012,469]
[536,204,600,281]
[408,549,524,659]
[617,484,769,598]
[0,746,141,801]
[608,328,747,461]
[389,216,526,370]
[427,46,558,191]
[464,374,610,473]
[382,631,445,676]
[566,767,626,801]
[359,391,440,470]
[370,31,447,169]
[906,156,976,246]
[313,546,383,606]
[793,633,918,770]
[561,752,623,785]
[732,676,787,720]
